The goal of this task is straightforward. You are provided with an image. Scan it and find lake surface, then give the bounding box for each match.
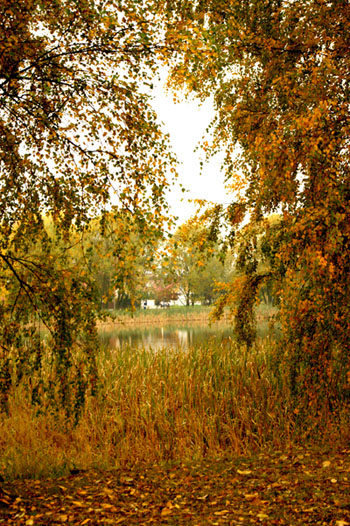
[99,321,274,350]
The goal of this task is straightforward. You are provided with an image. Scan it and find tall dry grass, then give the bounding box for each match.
[1,338,349,480]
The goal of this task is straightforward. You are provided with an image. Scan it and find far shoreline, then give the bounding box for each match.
[97,304,275,327]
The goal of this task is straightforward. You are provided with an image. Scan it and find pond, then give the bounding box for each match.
[99,320,274,350]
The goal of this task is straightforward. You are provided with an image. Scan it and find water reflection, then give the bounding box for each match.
[99,323,232,350]
[99,322,274,350]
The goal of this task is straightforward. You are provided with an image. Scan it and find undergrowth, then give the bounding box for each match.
[0,338,349,480]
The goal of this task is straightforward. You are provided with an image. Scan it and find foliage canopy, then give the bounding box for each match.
[158,0,350,406]
[0,0,174,414]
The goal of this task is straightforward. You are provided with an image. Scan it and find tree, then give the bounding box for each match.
[164,216,229,306]
[83,210,162,309]
[166,227,200,306]
[0,0,175,414]
[0,0,174,230]
[195,255,233,305]
[159,0,350,407]
[0,217,99,416]
[151,279,179,306]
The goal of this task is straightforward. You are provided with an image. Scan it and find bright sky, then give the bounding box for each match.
[151,81,230,225]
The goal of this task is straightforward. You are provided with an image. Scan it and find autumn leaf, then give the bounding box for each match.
[156,0,350,409]
[237,469,252,475]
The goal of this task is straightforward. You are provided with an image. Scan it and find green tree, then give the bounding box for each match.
[165,221,206,306]
[0,217,99,416]
[83,210,162,310]
[196,254,233,306]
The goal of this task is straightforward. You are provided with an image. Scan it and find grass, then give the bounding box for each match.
[1,336,349,481]
[101,304,213,324]
[100,303,276,325]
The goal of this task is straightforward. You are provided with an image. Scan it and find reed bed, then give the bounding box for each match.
[1,338,348,480]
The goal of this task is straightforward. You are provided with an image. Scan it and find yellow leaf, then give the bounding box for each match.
[237,469,252,475]
[257,513,269,519]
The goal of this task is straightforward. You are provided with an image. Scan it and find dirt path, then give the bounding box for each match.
[1,447,349,525]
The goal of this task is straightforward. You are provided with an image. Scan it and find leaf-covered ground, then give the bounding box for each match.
[1,447,349,525]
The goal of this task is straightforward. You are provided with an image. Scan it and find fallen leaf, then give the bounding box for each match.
[244,493,259,501]
[120,477,134,484]
[101,503,117,510]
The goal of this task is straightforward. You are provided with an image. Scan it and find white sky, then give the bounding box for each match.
[150,81,231,225]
